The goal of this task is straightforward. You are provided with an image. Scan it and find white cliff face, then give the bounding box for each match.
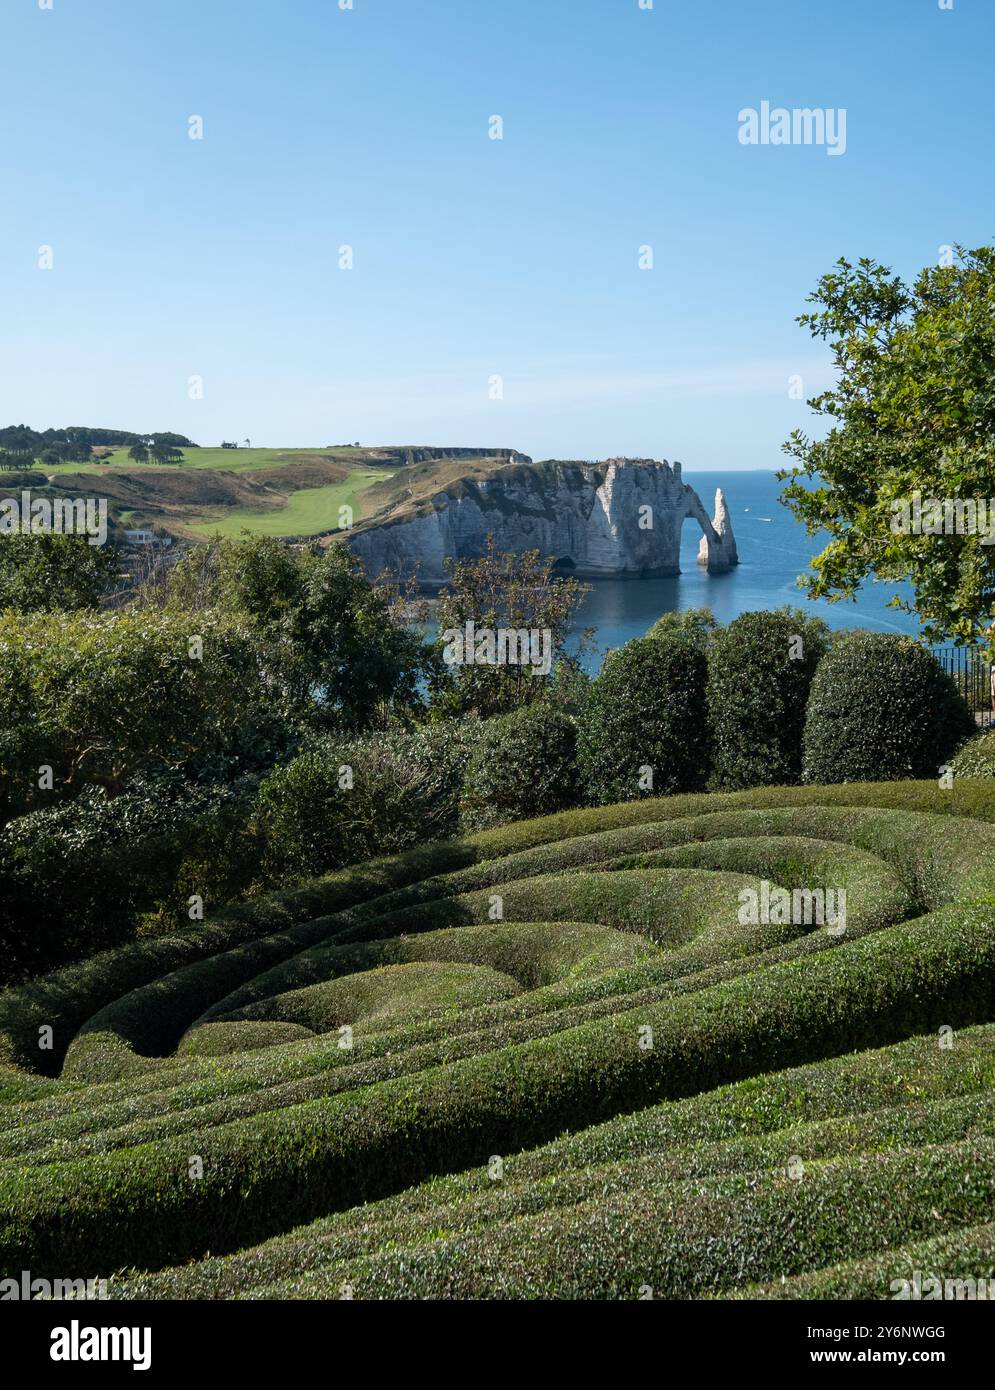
[697,487,739,571]
[347,458,738,585]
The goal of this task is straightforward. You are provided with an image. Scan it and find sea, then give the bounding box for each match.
[569,470,919,673]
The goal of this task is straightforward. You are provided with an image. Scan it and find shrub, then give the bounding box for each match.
[0,837,473,1073]
[460,704,580,830]
[10,778,995,1298]
[0,775,256,984]
[802,631,975,784]
[707,608,829,789]
[578,631,710,804]
[256,728,468,879]
[951,730,995,778]
[5,901,995,1278]
[645,606,717,652]
[0,609,283,823]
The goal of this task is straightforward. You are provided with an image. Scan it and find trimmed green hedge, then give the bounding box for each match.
[578,631,710,805]
[802,632,975,784]
[4,900,995,1276]
[7,778,995,1296]
[460,703,580,829]
[707,609,829,790]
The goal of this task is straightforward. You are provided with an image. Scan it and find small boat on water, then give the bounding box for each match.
[757,516,773,522]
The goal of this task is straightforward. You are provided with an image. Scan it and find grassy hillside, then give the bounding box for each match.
[187,470,396,538]
[17,446,523,541]
[4,779,995,1297]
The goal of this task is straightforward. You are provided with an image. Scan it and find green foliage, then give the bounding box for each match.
[460,703,580,829]
[578,631,710,804]
[802,631,975,784]
[4,779,995,1294]
[0,609,281,823]
[6,895,995,1279]
[255,728,469,879]
[0,533,119,611]
[161,535,429,732]
[707,608,830,789]
[0,776,255,985]
[430,536,592,718]
[646,606,717,651]
[951,730,995,778]
[780,246,995,643]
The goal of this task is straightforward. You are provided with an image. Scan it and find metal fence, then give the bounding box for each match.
[932,645,993,727]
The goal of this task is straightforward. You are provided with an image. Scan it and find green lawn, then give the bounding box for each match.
[188,469,396,538]
[43,447,371,477]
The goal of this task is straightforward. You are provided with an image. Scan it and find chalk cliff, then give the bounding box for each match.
[346,457,737,586]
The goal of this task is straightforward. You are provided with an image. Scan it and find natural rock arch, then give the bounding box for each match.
[693,485,739,573]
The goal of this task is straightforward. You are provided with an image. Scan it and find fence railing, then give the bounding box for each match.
[931,645,993,726]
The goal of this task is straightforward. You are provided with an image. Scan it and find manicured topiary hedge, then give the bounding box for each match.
[706,608,829,790]
[460,703,580,829]
[802,631,975,783]
[5,778,995,1297]
[578,631,710,804]
[951,729,995,778]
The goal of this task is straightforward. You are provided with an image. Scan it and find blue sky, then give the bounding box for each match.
[1,0,992,466]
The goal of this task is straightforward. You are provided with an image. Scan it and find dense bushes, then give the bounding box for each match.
[707,609,829,789]
[0,600,985,996]
[255,727,472,879]
[802,631,974,784]
[951,729,995,778]
[460,703,580,829]
[0,609,282,823]
[0,775,256,984]
[578,631,710,804]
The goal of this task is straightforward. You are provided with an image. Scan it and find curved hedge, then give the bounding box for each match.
[5,778,995,1297]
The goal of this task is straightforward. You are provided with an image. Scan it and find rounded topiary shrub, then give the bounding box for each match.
[950,730,995,778]
[802,632,975,784]
[707,608,830,790]
[256,727,467,879]
[578,631,710,805]
[460,703,580,830]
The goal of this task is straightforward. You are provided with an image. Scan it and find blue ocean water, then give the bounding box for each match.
[571,470,919,672]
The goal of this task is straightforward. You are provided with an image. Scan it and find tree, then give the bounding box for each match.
[0,533,119,611]
[128,442,150,464]
[0,610,279,822]
[780,245,995,644]
[430,535,593,718]
[157,534,429,731]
